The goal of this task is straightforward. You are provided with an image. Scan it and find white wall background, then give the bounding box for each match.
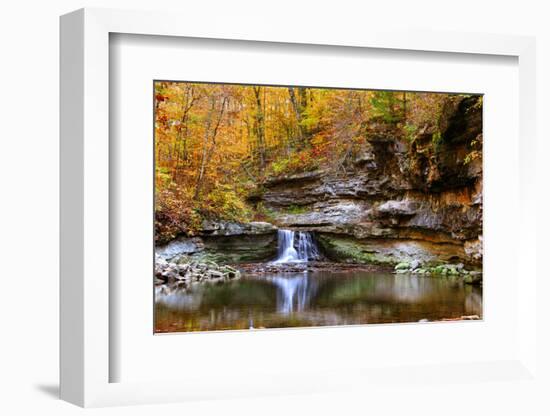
[0,0,548,414]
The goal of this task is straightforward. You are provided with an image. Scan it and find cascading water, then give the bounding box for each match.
[273,230,298,263]
[272,229,320,263]
[267,229,322,315]
[296,232,320,261]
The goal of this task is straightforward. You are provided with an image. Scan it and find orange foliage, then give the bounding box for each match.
[155,81,467,241]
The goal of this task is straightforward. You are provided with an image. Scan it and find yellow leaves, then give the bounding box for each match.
[204,185,251,221]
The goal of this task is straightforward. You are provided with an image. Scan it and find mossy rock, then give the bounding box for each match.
[316,235,396,265]
[395,262,410,270]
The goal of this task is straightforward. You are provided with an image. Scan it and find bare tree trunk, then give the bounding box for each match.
[172,86,196,182]
[288,87,308,146]
[253,86,266,171]
[194,95,228,199]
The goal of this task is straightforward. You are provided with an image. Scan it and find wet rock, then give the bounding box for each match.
[395,262,410,271]
[208,270,224,279]
[317,234,395,265]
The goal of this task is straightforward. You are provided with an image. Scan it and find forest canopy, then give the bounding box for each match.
[154,81,481,244]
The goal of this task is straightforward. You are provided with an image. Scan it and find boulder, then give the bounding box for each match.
[395,262,410,271]
[156,237,204,261]
[410,259,421,270]
[376,200,419,217]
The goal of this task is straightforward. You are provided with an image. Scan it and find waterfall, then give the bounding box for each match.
[274,230,298,263]
[296,232,320,261]
[272,229,320,263]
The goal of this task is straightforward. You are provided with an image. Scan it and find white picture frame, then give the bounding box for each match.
[60,7,538,408]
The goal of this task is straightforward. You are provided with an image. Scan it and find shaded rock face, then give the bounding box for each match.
[257,96,483,267]
[201,233,277,263]
[157,221,278,264]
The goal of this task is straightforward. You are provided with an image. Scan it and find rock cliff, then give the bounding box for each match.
[254,95,483,268]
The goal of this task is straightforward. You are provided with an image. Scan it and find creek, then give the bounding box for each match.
[155,228,482,332]
[155,270,481,332]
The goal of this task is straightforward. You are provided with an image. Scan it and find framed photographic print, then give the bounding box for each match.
[60,7,539,408]
[153,81,483,334]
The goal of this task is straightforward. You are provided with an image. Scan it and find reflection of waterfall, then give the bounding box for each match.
[268,274,318,314]
[272,229,320,263]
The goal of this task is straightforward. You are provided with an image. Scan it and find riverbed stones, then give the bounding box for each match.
[393,261,482,284]
[155,259,241,285]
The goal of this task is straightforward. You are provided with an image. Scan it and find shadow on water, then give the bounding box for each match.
[155,270,482,333]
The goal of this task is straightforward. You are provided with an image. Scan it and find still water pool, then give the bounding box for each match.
[154,270,482,333]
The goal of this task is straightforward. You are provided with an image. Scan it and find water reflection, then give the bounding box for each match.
[155,271,482,332]
[267,273,318,313]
